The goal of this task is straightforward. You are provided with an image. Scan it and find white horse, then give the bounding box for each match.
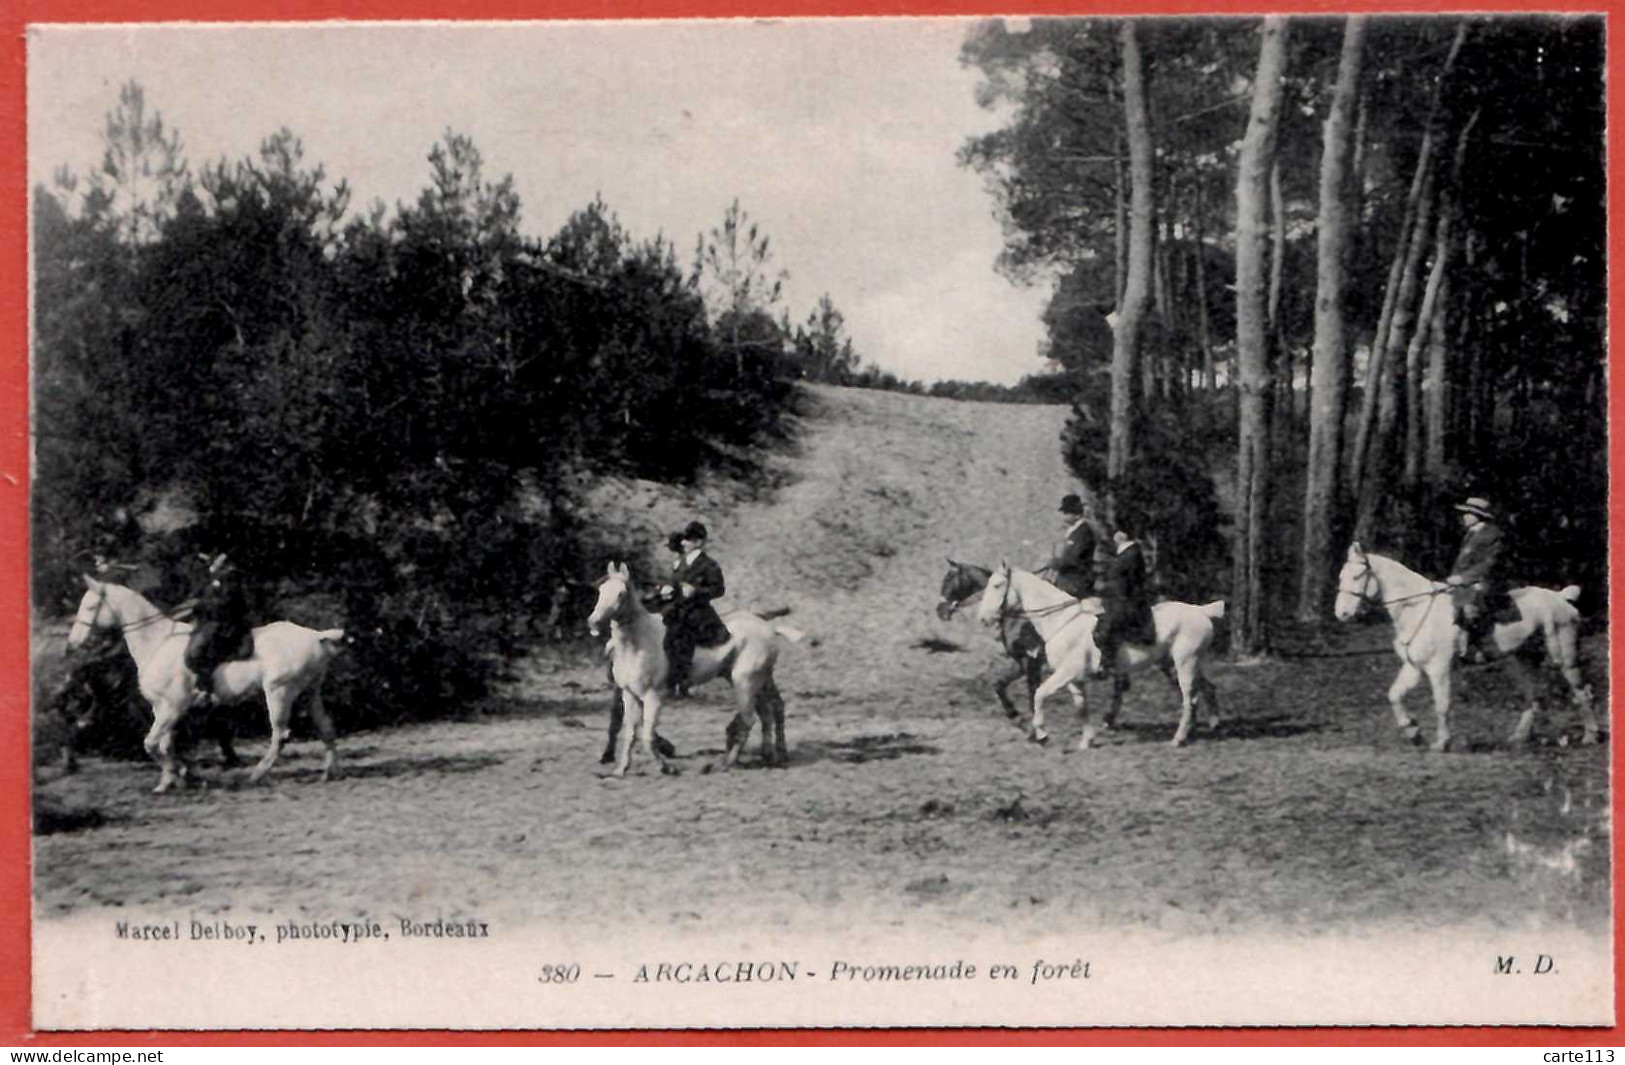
[67,576,346,793]
[976,563,1225,749]
[1332,542,1600,751]
[587,562,807,777]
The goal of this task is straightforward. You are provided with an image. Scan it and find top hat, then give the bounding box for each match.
[682,521,709,542]
[1059,494,1086,516]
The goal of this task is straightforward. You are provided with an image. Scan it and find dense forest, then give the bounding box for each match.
[959,14,1606,647]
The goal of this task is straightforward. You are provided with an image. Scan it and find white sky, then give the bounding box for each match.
[27,20,1053,385]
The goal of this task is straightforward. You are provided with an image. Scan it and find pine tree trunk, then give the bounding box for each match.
[1351,22,1468,542]
[1194,175,1215,390]
[1347,20,1469,509]
[1403,213,1449,488]
[1109,20,1155,485]
[1233,16,1290,656]
[1423,265,1452,483]
[1297,15,1366,622]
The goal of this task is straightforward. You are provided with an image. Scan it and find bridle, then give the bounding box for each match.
[1342,555,1448,656]
[987,567,1088,624]
[74,582,179,639]
[1341,556,1447,612]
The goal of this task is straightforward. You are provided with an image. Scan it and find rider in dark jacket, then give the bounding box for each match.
[660,521,729,699]
[1044,493,1099,599]
[1094,519,1156,677]
[184,554,255,706]
[1447,496,1515,661]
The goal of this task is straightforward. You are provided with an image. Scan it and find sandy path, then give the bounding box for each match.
[34,384,1610,948]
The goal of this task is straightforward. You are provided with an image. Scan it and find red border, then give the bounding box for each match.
[1,0,1619,1048]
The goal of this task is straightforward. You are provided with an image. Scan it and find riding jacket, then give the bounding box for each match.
[1097,539,1156,652]
[666,550,729,648]
[1449,521,1516,621]
[1050,520,1097,598]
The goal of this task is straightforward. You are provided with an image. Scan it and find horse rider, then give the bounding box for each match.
[1093,513,1156,678]
[659,520,729,699]
[1040,493,1099,599]
[184,553,255,707]
[1446,496,1515,663]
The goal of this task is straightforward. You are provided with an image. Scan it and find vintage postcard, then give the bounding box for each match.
[26,15,1612,1031]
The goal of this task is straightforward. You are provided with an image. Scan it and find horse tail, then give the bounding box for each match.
[772,623,816,647]
[1200,601,1226,620]
[316,628,348,653]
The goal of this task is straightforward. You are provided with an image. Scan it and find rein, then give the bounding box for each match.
[1347,560,1448,657]
[80,584,189,637]
[991,571,1089,627]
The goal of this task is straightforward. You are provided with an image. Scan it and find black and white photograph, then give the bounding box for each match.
[27,15,1611,1030]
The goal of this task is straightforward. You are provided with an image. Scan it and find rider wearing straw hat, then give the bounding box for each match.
[1446,496,1515,662]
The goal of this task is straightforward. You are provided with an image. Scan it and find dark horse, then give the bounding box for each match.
[936,559,1047,719]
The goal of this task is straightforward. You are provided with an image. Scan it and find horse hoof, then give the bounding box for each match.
[1029,732,1050,746]
[660,763,681,777]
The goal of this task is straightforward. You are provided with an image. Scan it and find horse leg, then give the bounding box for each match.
[640,689,676,776]
[1549,621,1602,746]
[991,657,1024,720]
[1387,662,1424,745]
[1196,671,1221,731]
[1103,673,1130,733]
[764,677,788,767]
[1171,657,1199,748]
[1062,681,1095,749]
[601,685,624,765]
[249,686,296,784]
[1423,660,1453,753]
[143,704,183,794]
[715,681,760,772]
[213,714,242,769]
[305,681,339,782]
[613,691,642,777]
[1028,670,1072,746]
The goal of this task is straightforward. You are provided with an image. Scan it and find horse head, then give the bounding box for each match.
[1333,541,1376,622]
[66,575,116,650]
[975,561,1014,627]
[587,562,635,637]
[937,558,990,621]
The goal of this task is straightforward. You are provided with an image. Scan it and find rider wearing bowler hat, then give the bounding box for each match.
[1042,493,1099,598]
[1447,496,1515,662]
[660,521,729,699]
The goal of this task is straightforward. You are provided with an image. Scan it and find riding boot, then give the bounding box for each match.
[666,659,691,700]
[1457,617,1491,665]
[193,669,216,708]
